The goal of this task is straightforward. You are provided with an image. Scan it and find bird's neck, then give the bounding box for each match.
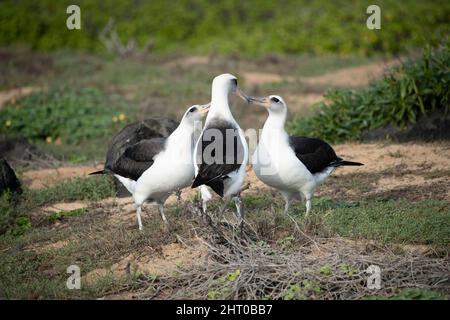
[168,121,196,151]
[207,87,234,124]
[263,110,287,131]
[261,110,288,143]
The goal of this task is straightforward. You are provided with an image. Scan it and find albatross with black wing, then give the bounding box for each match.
[249,95,363,215]
[192,73,250,219]
[91,104,209,230]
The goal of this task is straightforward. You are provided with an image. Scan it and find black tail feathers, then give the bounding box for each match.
[191,177,224,197]
[88,170,105,176]
[339,160,364,166]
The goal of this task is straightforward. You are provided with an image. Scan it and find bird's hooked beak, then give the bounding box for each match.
[198,103,210,114]
[247,96,270,108]
[235,87,251,104]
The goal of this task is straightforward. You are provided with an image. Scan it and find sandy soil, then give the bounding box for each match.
[85,241,207,285]
[333,143,450,174]
[300,60,400,87]
[0,86,39,107]
[20,142,450,235]
[22,165,103,189]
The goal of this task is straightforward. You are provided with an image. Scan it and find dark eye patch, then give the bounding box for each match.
[271,97,280,103]
[189,107,196,113]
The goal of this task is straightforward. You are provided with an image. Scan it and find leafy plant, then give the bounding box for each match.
[48,208,87,223]
[290,43,450,143]
[207,269,241,299]
[0,88,131,145]
[367,288,447,300]
[0,0,449,56]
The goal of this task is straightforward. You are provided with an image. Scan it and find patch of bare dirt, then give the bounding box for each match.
[85,242,207,285]
[22,165,103,189]
[241,60,398,89]
[166,55,211,68]
[284,93,324,114]
[241,71,286,86]
[42,201,88,213]
[301,60,399,87]
[25,240,70,253]
[0,87,39,107]
[333,143,450,175]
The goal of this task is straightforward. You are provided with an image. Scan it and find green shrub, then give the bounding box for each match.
[0,0,449,56]
[0,88,131,144]
[289,42,450,143]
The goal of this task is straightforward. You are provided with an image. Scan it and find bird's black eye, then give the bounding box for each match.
[271,97,280,103]
[231,78,237,86]
[189,107,196,113]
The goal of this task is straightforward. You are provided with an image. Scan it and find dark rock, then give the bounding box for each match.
[104,117,178,196]
[362,109,450,142]
[0,135,48,164]
[0,158,22,195]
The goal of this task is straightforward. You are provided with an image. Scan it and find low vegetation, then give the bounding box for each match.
[290,43,450,143]
[1,191,448,299]
[0,176,115,236]
[1,0,449,56]
[0,88,132,144]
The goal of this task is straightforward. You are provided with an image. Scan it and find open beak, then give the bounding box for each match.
[236,87,251,104]
[198,103,210,114]
[247,96,270,108]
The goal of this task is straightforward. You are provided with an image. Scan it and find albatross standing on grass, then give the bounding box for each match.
[192,73,250,219]
[91,104,209,230]
[248,95,363,215]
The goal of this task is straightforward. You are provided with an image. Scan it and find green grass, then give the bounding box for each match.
[0,0,448,56]
[252,196,450,246]
[289,43,450,143]
[319,199,450,245]
[0,87,133,144]
[0,175,115,236]
[367,288,448,300]
[0,193,448,299]
[48,208,88,223]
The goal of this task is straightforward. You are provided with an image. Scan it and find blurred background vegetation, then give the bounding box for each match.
[0,0,448,160]
[0,0,449,56]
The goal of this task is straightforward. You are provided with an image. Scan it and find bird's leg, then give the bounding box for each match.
[135,204,143,231]
[176,189,182,202]
[218,197,232,220]
[281,192,291,214]
[305,194,313,217]
[200,186,212,216]
[233,196,244,221]
[158,203,169,227]
[202,200,208,215]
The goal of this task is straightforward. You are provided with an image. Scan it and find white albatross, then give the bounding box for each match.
[248,95,363,215]
[92,104,209,230]
[191,73,250,219]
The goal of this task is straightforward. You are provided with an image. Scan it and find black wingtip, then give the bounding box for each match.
[191,176,202,189]
[191,176,224,197]
[88,170,105,176]
[340,160,364,166]
[208,180,224,197]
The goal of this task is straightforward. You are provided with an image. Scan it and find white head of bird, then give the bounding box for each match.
[248,94,287,128]
[180,103,210,126]
[248,95,286,113]
[209,73,249,120]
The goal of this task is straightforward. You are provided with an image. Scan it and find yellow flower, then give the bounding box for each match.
[118,113,126,121]
[112,116,118,123]
[5,120,11,128]
[46,136,53,144]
